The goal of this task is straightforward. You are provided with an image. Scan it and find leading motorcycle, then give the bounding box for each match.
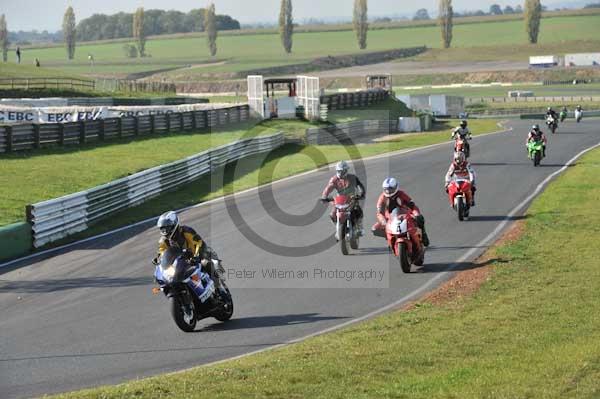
[575,108,583,123]
[325,194,360,255]
[527,139,544,167]
[446,178,473,221]
[385,208,425,273]
[153,248,233,332]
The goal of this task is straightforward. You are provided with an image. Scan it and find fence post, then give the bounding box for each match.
[79,121,86,144]
[133,116,139,136]
[117,118,123,138]
[58,123,65,145]
[191,111,197,130]
[98,119,105,141]
[150,115,156,134]
[33,124,40,149]
[5,126,12,152]
[180,112,185,131]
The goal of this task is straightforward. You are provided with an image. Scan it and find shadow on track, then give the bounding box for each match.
[0,276,150,293]
[197,313,348,332]
[0,342,281,363]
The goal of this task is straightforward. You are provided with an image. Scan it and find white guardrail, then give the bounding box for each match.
[26,133,284,248]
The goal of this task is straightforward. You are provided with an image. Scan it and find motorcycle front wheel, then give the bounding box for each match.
[213,282,234,322]
[457,196,465,221]
[398,242,411,273]
[338,223,350,255]
[534,151,541,167]
[170,295,197,332]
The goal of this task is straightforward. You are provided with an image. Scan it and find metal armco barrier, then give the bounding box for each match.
[0,105,250,153]
[306,120,398,145]
[26,133,284,248]
[320,89,389,111]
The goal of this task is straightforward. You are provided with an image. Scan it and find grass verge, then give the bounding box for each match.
[50,142,600,399]
[0,122,282,226]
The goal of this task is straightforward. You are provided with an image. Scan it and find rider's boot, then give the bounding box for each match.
[356,218,364,237]
[415,215,430,247]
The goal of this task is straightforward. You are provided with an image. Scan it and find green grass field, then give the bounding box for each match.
[397,83,600,98]
[0,123,282,226]
[48,138,600,399]
[12,15,600,79]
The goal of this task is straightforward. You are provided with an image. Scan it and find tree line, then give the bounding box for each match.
[76,9,239,42]
[0,0,574,63]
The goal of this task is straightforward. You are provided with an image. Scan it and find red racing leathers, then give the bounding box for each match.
[372,191,420,233]
[322,174,365,223]
[445,160,477,206]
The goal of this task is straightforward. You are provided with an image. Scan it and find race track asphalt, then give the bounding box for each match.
[1,119,598,399]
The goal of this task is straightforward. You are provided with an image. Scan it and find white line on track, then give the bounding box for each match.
[0,124,512,270]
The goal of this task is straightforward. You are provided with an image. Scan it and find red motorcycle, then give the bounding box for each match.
[447,178,472,221]
[326,194,360,255]
[454,137,470,158]
[385,208,425,273]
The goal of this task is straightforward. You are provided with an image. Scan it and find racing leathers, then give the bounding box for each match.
[371,191,430,247]
[321,174,366,235]
[527,129,547,157]
[445,160,477,206]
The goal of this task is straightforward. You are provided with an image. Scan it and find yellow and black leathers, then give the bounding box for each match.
[157,225,209,260]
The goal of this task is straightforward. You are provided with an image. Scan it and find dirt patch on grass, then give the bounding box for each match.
[406,219,526,310]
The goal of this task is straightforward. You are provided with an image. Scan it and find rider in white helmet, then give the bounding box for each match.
[154,211,224,289]
[320,160,366,236]
[372,177,430,247]
[445,152,477,207]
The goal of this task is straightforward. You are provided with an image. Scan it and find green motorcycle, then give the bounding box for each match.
[527,139,544,167]
[560,110,568,122]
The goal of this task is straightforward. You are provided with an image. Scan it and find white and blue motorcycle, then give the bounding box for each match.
[153,248,233,332]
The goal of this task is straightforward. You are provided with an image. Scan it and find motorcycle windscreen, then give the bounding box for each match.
[160,247,183,270]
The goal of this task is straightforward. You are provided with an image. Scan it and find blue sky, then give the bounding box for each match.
[0,0,584,31]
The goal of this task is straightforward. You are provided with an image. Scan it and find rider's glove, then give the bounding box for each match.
[191,256,202,265]
[319,197,329,203]
[444,184,449,193]
[152,257,160,266]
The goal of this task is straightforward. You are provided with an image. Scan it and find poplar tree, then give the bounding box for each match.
[279,0,293,53]
[63,7,76,60]
[353,0,368,49]
[524,0,542,44]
